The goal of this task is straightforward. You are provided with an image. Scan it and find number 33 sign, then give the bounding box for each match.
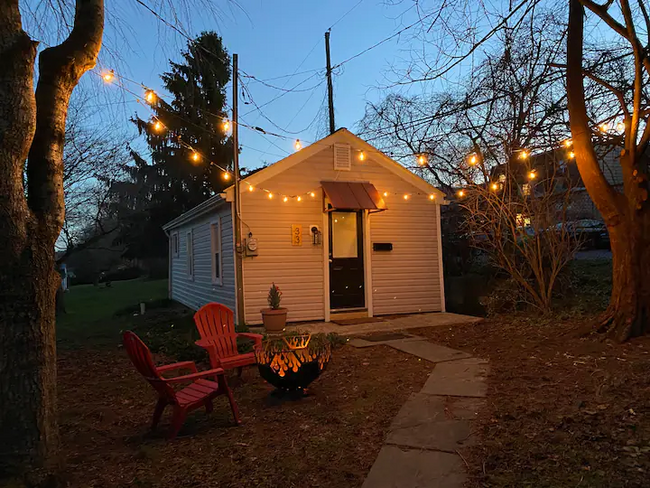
[291,224,302,246]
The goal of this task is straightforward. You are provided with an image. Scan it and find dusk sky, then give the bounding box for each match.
[67,0,459,170]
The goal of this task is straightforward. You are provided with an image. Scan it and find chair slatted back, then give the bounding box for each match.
[194,303,239,358]
[123,331,176,401]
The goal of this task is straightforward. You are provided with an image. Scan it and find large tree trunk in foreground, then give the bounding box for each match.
[0,0,104,475]
[567,0,650,341]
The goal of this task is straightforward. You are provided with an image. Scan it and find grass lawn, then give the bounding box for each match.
[57,278,169,347]
[49,277,431,487]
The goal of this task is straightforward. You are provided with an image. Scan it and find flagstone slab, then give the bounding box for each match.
[421,357,489,397]
[361,445,466,488]
[386,393,480,451]
[387,339,472,363]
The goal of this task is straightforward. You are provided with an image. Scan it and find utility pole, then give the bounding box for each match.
[232,53,245,325]
[325,30,335,134]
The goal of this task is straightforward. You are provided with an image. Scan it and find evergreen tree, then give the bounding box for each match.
[112,31,231,259]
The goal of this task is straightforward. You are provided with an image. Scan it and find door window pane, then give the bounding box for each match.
[331,212,358,258]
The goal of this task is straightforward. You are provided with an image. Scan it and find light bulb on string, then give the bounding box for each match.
[310,192,316,198]
[491,182,498,191]
[144,89,156,104]
[358,151,366,161]
[403,194,409,200]
[248,185,254,192]
[417,154,427,166]
[429,194,436,200]
[383,192,389,197]
[283,196,289,202]
[616,121,626,132]
[568,151,575,159]
[528,171,537,180]
[457,190,465,198]
[222,119,231,133]
[102,70,115,83]
[153,120,163,132]
[519,150,529,160]
[297,196,302,202]
[223,172,230,180]
[191,152,200,162]
[599,123,609,132]
[294,139,302,151]
[469,154,478,166]
[563,139,573,148]
[268,193,274,199]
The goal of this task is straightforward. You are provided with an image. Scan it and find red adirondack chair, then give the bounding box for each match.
[193,303,263,373]
[123,331,241,439]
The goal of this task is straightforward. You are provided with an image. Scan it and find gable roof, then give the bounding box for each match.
[230,128,446,200]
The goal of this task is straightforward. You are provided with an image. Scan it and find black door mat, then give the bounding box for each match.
[331,317,386,326]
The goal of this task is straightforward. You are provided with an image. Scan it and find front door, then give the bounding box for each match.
[329,211,365,310]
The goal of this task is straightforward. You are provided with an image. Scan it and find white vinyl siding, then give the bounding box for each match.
[210,219,223,285]
[168,203,236,313]
[240,144,443,324]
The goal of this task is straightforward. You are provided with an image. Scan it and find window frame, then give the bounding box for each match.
[171,232,179,258]
[210,218,223,286]
[186,229,194,280]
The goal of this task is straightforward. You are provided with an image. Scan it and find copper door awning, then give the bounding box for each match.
[321,181,387,213]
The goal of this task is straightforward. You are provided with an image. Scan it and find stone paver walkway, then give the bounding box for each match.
[353,333,489,488]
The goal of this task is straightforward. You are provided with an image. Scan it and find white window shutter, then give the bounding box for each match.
[333,143,352,171]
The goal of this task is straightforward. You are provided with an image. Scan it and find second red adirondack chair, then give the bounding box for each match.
[193,303,263,373]
[123,331,241,439]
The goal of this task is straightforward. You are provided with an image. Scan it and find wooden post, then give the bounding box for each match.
[232,54,245,325]
[325,30,335,134]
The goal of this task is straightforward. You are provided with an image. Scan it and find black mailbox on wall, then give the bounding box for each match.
[373,242,393,251]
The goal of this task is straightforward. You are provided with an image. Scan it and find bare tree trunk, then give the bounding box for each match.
[567,0,650,341]
[0,0,104,474]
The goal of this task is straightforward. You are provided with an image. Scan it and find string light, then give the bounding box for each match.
[191,152,200,162]
[268,193,274,199]
[358,151,366,161]
[616,121,626,132]
[599,123,609,132]
[403,194,409,200]
[102,70,114,83]
[310,192,316,197]
[248,185,254,192]
[417,154,427,166]
[568,151,575,159]
[144,89,156,104]
[469,154,478,165]
[222,119,231,132]
[457,190,465,198]
[223,172,230,180]
[383,192,389,197]
[294,139,302,151]
[283,196,289,202]
[297,196,302,202]
[429,194,436,200]
[528,171,537,180]
[519,150,529,160]
[564,139,573,148]
[491,182,498,191]
[153,120,163,132]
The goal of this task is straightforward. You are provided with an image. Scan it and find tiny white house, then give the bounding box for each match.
[163,129,446,325]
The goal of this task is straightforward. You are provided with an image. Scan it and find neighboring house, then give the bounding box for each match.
[163,128,447,325]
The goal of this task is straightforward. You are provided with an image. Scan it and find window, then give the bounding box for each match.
[331,211,358,258]
[171,232,179,257]
[210,220,222,285]
[522,183,531,196]
[186,230,194,279]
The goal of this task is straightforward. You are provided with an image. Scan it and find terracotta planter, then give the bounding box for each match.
[260,307,288,333]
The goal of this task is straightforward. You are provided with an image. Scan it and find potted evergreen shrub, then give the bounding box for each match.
[260,283,288,333]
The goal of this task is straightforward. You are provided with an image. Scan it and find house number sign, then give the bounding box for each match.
[291,224,302,246]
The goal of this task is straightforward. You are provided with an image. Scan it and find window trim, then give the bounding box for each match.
[210,218,223,286]
[171,232,179,258]
[186,230,194,280]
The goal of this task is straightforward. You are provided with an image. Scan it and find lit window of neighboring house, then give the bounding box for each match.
[522,183,531,196]
[498,174,506,183]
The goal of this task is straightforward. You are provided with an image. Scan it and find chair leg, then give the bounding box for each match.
[218,374,241,425]
[169,407,187,440]
[152,399,167,430]
[236,366,243,378]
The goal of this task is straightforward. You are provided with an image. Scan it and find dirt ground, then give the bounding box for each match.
[413,314,650,488]
[55,343,430,488]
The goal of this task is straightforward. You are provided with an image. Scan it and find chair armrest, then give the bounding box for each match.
[195,338,214,348]
[237,332,264,345]
[157,361,198,375]
[164,368,225,384]
[195,339,221,368]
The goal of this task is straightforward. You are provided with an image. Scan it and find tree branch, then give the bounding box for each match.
[27,0,104,239]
